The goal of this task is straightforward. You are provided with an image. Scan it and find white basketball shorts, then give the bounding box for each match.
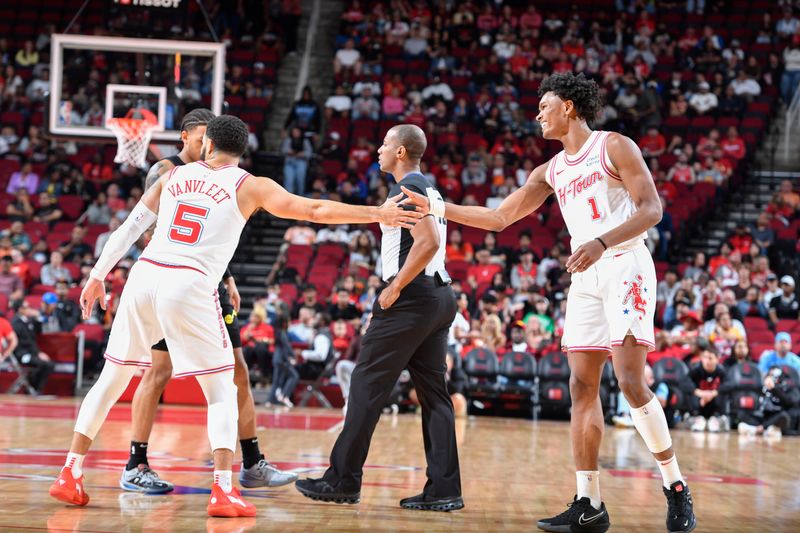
[561,244,656,353]
[103,258,234,378]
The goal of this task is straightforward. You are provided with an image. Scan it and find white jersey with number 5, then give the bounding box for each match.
[545,130,647,256]
[141,161,250,282]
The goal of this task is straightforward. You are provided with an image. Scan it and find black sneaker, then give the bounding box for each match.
[399,493,464,512]
[537,496,610,533]
[663,480,696,532]
[295,478,360,504]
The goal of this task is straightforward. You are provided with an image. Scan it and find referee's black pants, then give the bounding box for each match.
[322,276,461,497]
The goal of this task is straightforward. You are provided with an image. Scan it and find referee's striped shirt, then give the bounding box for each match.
[380,172,447,282]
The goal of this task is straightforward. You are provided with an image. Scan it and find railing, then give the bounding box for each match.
[785,82,800,160]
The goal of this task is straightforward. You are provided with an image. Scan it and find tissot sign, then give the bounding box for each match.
[113,0,182,7]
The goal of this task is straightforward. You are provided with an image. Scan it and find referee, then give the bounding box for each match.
[296,124,463,511]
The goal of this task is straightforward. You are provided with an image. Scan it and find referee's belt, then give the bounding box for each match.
[386,270,452,287]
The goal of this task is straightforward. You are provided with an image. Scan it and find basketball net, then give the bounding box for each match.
[107,108,160,169]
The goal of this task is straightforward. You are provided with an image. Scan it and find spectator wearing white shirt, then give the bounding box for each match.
[729,70,761,100]
[403,26,429,58]
[781,37,800,103]
[421,76,454,104]
[493,34,517,61]
[316,224,351,244]
[334,38,361,76]
[351,87,380,120]
[26,69,49,102]
[776,7,799,39]
[689,81,718,115]
[325,85,352,119]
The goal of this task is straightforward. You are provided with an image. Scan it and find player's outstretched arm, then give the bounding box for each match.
[240,175,423,227]
[401,161,553,231]
[80,176,166,319]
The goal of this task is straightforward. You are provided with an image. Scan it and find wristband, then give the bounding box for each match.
[595,237,608,250]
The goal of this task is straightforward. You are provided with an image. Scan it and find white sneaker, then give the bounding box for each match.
[718,415,730,432]
[737,422,758,436]
[764,425,782,439]
[707,416,721,433]
[691,417,707,432]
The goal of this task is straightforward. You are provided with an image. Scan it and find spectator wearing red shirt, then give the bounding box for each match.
[106,183,126,214]
[476,5,498,32]
[82,153,113,183]
[712,148,735,178]
[0,312,18,362]
[720,126,746,160]
[446,229,474,263]
[727,224,753,255]
[697,129,721,159]
[519,5,542,34]
[666,154,696,184]
[639,127,666,158]
[467,249,503,286]
[241,307,275,381]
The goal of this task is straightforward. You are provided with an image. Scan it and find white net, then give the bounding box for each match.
[107,117,158,169]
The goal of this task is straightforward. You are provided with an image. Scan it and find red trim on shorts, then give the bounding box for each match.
[563,345,612,352]
[139,258,207,276]
[235,171,250,191]
[600,132,622,181]
[173,363,235,379]
[564,131,602,166]
[610,338,656,349]
[104,353,152,368]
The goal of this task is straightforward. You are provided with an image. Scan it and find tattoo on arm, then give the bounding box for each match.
[144,161,169,191]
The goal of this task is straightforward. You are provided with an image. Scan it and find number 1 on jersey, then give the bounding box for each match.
[588,197,602,221]
[169,202,210,245]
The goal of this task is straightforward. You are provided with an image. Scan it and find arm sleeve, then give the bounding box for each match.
[90,201,157,281]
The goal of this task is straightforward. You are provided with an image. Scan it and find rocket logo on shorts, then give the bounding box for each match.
[622,275,648,320]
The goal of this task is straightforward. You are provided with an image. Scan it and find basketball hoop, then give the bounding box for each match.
[107,108,160,169]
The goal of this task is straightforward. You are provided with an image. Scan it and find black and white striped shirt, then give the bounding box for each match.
[380,172,447,282]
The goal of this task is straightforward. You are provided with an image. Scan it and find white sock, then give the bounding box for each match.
[65,453,85,478]
[576,471,601,510]
[656,455,684,489]
[214,470,233,493]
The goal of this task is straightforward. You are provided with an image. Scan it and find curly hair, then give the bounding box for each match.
[206,115,249,156]
[538,72,602,123]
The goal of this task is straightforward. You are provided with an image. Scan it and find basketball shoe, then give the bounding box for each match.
[295,478,360,504]
[239,458,298,488]
[49,467,90,506]
[663,480,696,532]
[537,496,610,533]
[119,464,174,493]
[207,484,257,518]
[399,493,464,512]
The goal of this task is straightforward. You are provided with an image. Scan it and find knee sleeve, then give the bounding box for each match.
[74,363,138,440]
[629,395,673,454]
[196,372,238,452]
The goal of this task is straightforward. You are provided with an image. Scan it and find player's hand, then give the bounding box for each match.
[378,283,401,311]
[379,192,423,228]
[566,239,606,273]
[80,277,107,320]
[399,186,431,216]
[225,278,241,312]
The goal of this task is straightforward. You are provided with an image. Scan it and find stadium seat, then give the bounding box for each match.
[463,347,499,415]
[497,352,537,418]
[538,352,571,418]
[726,362,762,423]
[652,357,691,412]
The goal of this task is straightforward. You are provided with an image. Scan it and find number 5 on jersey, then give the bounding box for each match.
[169,202,210,245]
[588,197,602,221]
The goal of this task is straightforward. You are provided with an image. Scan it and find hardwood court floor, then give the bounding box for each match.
[0,395,798,532]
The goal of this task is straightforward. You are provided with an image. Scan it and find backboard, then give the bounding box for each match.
[48,33,225,142]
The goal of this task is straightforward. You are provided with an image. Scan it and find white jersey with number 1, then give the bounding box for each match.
[545,130,647,257]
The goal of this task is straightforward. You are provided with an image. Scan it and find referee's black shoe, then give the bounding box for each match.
[537,496,610,533]
[294,478,360,504]
[399,493,464,512]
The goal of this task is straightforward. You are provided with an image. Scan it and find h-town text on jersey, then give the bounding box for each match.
[557,171,604,207]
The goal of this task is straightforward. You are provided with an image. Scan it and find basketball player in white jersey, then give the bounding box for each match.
[119,108,296,494]
[402,73,696,533]
[49,115,423,517]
